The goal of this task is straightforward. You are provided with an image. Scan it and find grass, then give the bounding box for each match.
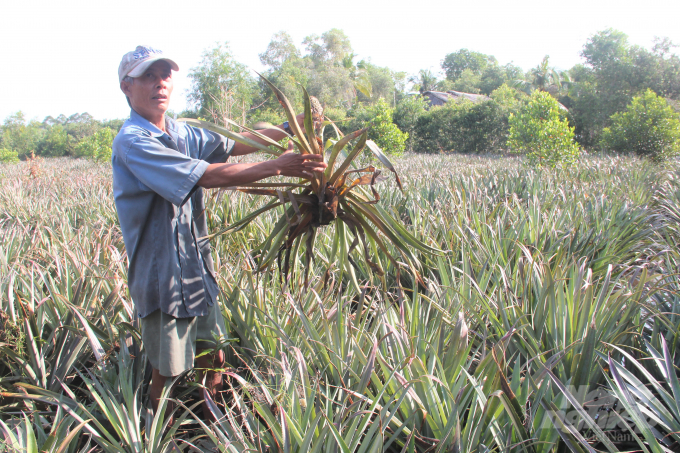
[0,153,679,452]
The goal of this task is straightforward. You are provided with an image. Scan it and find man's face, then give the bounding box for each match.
[121,60,173,120]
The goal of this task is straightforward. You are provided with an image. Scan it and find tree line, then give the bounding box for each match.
[0,112,123,163]
[2,28,680,163]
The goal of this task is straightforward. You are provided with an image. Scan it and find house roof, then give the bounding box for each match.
[422,90,490,106]
[420,90,570,111]
[446,90,490,102]
[424,91,453,103]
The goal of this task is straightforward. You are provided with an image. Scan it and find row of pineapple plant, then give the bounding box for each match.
[1,119,679,451]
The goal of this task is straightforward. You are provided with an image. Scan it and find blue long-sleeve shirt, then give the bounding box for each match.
[112,109,234,318]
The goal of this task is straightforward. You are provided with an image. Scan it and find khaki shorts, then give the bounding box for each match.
[141,302,227,377]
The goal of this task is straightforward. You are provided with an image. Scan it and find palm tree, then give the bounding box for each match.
[409,69,439,94]
[341,52,372,100]
[513,55,571,96]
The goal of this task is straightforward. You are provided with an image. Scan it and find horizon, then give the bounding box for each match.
[4,0,680,122]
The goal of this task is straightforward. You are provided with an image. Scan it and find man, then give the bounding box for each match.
[113,45,326,417]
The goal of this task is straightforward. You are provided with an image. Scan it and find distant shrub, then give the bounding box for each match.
[412,99,509,153]
[344,103,373,136]
[0,148,19,164]
[601,89,680,162]
[321,106,347,140]
[74,128,115,162]
[508,91,579,167]
[490,83,527,110]
[450,69,482,94]
[0,112,43,160]
[38,124,71,157]
[393,95,429,151]
[247,108,286,129]
[346,99,407,156]
[406,84,528,154]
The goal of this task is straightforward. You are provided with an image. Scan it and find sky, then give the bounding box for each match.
[3,0,680,122]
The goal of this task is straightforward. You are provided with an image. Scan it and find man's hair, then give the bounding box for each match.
[122,76,134,107]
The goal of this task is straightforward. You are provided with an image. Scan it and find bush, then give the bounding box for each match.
[600,89,680,162]
[450,69,482,94]
[0,148,19,164]
[508,91,580,167]
[346,99,407,156]
[490,83,527,110]
[246,108,286,129]
[74,128,115,162]
[412,99,509,153]
[408,84,528,154]
[0,112,43,160]
[393,95,429,152]
[321,106,348,141]
[38,124,71,157]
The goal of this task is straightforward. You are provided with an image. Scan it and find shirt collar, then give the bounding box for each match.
[128,109,167,138]
[165,116,180,137]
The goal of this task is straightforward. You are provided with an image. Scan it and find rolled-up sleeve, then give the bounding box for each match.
[124,136,209,206]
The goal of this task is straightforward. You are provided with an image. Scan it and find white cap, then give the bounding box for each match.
[118,46,179,83]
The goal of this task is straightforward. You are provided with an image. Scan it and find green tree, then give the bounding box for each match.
[0,148,19,163]
[601,89,680,162]
[346,98,407,156]
[441,50,521,95]
[450,69,482,94]
[358,63,404,106]
[567,29,680,149]
[0,112,44,159]
[508,91,580,167]
[490,83,528,109]
[260,30,354,111]
[38,124,70,157]
[479,63,524,95]
[433,78,455,92]
[341,53,372,100]
[259,31,300,70]
[409,69,439,94]
[367,99,408,156]
[259,32,309,112]
[101,118,125,133]
[441,49,496,81]
[413,98,510,154]
[301,29,355,108]
[188,42,258,127]
[651,37,680,100]
[303,29,353,64]
[259,30,402,112]
[409,84,526,154]
[513,55,570,96]
[74,128,115,162]
[61,113,100,142]
[393,95,429,151]
[581,28,630,68]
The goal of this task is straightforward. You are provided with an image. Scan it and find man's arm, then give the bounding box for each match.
[197,145,327,189]
[230,114,304,157]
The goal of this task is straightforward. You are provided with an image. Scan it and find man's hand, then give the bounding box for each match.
[274,141,327,178]
[294,113,305,128]
[198,142,327,189]
[293,112,323,132]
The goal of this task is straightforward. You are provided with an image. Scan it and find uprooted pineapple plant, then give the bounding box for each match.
[180,75,440,286]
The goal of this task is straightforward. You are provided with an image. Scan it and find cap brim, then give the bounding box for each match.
[127,56,179,78]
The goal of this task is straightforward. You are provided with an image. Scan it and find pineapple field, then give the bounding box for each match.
[1,152,680,452]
